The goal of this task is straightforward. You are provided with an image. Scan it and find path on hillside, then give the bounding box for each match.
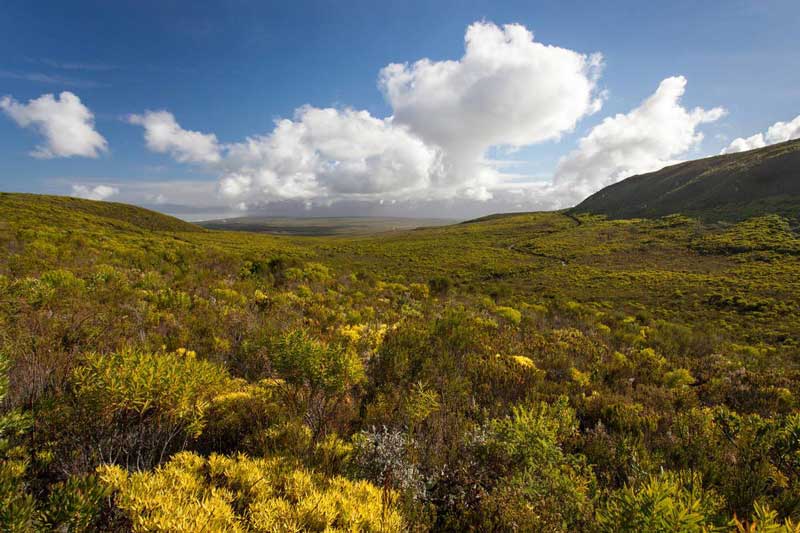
[562,211,583,226]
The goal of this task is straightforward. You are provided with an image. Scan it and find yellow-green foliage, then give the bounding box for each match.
[597,471,725,532]
[99,451,404,532]
[200,382,280,453]
[494,305,522,324]
[272,331,364,395]
[72,348,231,437]
[477,398,595,531]
[0,456,37,531]
[402,381,441,426]
[509,354,537,370]
[0,354,30,456]
[570,366,592,387]
[693,215,800,256]
[664,368,696,388]
[2,355,108,533]
[732,502,800,533]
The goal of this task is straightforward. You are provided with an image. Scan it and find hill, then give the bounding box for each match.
[0,192,202,233]
[572,139,800,221]
[198,215,455,235]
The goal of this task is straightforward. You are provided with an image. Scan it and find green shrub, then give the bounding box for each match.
[39,474,110,531]
[198,382,279,454]
[70,348,231,468]
[427,276,451,296]
[495,305,522,325]
[597,471,725,532]
[271,331,364,440]
[733,502,800,532]
[0,458,37,532]
[0,354,30,456]
[479,398,596,531]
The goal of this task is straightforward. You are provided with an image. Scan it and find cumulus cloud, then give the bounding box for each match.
[552,76,725,204]
[132,21,605,208]
[128,23,729,215]
[0,91,108,158]
[723,134,766,154]
[380,21,603,194]
[381,23,603,146]
[721,114,800,154]
[70,184,119,201]
[218,106,439,202]
[128,110,221,163]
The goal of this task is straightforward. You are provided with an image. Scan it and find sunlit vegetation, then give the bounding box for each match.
[1,191,800,530]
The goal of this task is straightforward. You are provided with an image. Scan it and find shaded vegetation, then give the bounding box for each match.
[573,138,800,222]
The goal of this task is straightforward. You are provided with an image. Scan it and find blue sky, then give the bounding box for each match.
[1,0,798,219]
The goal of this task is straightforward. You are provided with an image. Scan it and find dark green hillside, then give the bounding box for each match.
[572,139,800,221]
[0,192,202,233]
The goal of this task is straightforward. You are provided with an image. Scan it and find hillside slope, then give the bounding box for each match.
[0,192,202,232]
[572,139,800,221]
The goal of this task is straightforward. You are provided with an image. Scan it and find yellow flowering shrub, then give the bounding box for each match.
[338,323,367,344]
[213,287,246,306]
[408,282,429,299]
[98,451,404,532]
[494,306,522,325]
[337,323,390,354]
[509,355,537,369]
[253,289,270,307]
[570,367,592,387]
[663,368,695,389]
[98,454,241,532]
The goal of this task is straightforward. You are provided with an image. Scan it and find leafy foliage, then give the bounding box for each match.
[597,471,725,532]
[66,348,231,470]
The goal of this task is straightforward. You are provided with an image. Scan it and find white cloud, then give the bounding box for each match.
[218,106,439,203]
[552,76,725,204]
[721,114,800,154]
[128,110,221,163]
[380,21,604,195]
[722,133,766,154]
[55,178,248,220]
[767,115,800,144]
[132,21,605,208]
[127,24,729,215]
[70,184,119,201]
[0,91,108,158]
[64,179,217,208]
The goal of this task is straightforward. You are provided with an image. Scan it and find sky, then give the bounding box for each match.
[1,0,799,220]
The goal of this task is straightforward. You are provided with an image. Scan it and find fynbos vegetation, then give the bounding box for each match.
[1,191,800,531]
